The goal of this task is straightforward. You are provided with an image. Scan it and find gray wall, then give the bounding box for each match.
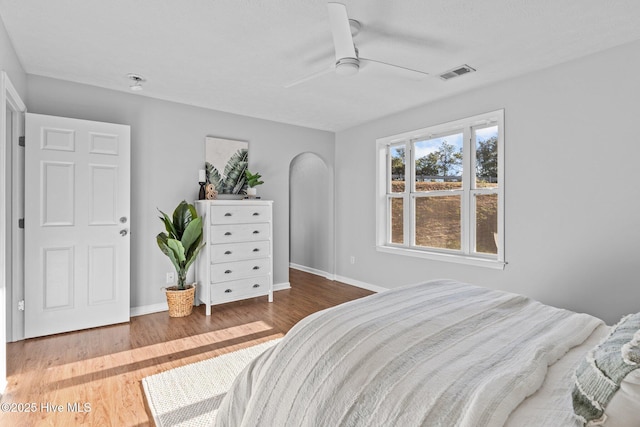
[289,152,333,276]
[335,39,640,325]
[26,75,334,310]
[0,16,26,98]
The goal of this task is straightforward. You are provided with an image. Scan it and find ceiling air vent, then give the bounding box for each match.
[439,65,476,81]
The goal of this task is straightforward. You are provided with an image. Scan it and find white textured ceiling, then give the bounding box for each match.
[1,0,640,131]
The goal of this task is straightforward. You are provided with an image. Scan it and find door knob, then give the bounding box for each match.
[120,229,128,236]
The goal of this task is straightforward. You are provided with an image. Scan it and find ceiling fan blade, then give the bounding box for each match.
[360,57,429,78]
[284,65,335,88]
[328,2,357,61]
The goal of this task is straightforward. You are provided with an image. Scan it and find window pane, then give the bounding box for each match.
[390,145,406,193]
[415,196,461,250]
[475,125,498,189]
[414,133,463,192]
[475,193,498,254]
[390,197,404,244]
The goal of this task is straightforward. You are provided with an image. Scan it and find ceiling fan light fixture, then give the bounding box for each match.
[335,58,359,76]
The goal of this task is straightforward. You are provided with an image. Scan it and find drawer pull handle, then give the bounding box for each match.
[253,230,260,234]
[252,212,260,216]
[224,213,232,217]
[224,232,232,236]
[225,270,232,274]
[224,251,232,255]
[252,248,260,252]
[252,266,260,270]
[253,284,260,288]
[225,289,232,293]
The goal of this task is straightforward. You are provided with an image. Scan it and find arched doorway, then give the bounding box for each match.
[289,153,334,279]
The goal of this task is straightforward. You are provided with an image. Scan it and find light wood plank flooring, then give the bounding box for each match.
[0,269,373,426]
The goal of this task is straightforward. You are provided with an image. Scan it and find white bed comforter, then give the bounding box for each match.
[214,280,603,427]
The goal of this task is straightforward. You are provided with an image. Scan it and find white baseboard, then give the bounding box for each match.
[288,263,388,294]
[131,282,291,317]
[130,302,168,317]
[334,275,389,293]
[289,263,336,281]
[274,281,291,291]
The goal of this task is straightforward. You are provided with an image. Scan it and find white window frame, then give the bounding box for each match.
[375,109,505,269]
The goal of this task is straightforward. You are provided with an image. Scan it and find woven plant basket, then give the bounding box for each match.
[165,285,196,317]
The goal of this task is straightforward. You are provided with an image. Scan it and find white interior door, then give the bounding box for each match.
[24,113,130,338]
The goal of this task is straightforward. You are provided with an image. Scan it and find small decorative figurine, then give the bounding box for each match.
[205,183,217,200]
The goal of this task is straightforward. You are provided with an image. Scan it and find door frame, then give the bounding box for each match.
[1,71,26,391]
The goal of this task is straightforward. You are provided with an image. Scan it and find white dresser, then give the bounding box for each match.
[195,200,273,315]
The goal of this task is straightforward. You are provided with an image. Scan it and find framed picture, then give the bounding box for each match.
[205,136,248,196]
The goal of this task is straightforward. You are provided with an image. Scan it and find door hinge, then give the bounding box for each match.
[18,136,25,147]
[18,300,25,311]
[18,218,24,229]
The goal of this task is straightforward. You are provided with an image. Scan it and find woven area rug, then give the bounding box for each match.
[142,339,281,427]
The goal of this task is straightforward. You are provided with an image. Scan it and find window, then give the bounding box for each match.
[376,110,505,268]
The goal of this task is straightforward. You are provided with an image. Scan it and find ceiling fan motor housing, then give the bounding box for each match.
[335,57,360,75]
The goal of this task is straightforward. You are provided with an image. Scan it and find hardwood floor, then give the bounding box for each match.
[0,269,373,426]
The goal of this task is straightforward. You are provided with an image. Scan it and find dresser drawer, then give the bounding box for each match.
[210,204,272,225]
[210,240,270,263]
[209,275,270,304]
[210,223,270,243]
[211,258,271,283]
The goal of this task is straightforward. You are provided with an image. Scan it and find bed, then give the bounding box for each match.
[214,280,640,427]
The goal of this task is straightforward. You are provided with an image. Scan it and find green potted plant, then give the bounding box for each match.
[245,170,264,197]
[156,200,204,317]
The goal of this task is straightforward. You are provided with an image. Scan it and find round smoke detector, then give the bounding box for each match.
[126,73,146,91]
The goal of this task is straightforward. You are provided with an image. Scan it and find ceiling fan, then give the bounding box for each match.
[285,2,429,88]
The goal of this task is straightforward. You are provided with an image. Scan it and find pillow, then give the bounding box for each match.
[571,312,640,426]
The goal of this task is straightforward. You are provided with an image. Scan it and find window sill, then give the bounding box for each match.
[376,245,506,270]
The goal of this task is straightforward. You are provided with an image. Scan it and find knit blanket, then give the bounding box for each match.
[215,280,603,427]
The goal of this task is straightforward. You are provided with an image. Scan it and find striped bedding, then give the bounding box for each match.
[214,280,603,427]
